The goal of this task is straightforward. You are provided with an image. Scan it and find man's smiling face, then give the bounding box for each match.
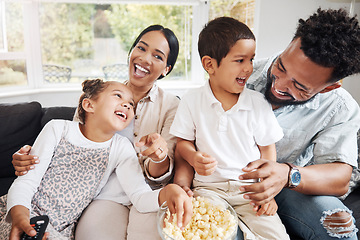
[264,38,336,108]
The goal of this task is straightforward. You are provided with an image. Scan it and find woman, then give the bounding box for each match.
[12,25,181,240]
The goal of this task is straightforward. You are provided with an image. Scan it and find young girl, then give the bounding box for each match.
[0,79,191,240]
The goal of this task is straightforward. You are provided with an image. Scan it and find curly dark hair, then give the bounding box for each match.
[294,8,360,82]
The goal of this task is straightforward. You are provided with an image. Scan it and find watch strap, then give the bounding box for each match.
[284,162,299,188]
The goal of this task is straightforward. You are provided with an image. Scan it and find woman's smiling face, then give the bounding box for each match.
[128,30,170,89]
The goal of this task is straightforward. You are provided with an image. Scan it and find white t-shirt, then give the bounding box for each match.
[170,81,284,183]
[7,120,160,219]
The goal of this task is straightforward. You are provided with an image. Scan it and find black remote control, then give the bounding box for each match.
[21,215,49,240]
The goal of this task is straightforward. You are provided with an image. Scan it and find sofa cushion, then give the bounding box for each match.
[41,106,76,128]
[0,102,43,178]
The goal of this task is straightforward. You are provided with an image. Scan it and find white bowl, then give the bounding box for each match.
[157,190,238,240]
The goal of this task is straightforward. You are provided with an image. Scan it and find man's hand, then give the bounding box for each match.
[239,159,289,206]
[12,145,39,176]
[191,152,217,176]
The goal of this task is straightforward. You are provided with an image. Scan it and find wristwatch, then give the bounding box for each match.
[285,163,301,188]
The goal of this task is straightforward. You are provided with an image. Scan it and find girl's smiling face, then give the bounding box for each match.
[92,82,135,133]
[128,30,170,90]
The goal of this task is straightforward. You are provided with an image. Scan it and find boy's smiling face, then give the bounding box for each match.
[208,39,256,99]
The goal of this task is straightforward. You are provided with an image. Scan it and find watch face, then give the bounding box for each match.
[291,171,301,185]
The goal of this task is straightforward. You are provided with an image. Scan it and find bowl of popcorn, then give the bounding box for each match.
[157,191,238,240]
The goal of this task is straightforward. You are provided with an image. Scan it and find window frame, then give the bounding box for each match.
[0,0,209,97]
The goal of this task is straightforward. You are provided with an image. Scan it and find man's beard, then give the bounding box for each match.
[264,70,315,107]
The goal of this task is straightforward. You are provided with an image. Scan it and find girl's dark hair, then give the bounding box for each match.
[128,25,179,80]
[198,17,255,66]
[77,79,109,124]
[294,8,360,82]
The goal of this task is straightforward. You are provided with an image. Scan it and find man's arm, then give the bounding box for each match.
[239,160,352,206]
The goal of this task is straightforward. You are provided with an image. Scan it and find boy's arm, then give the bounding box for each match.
[173,146,194,195]
[258,143,276,162]
[255,143,278,216]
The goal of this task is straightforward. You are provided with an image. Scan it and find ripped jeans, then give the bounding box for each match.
[274,188,358,239]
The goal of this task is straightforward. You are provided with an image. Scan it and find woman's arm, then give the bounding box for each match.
[12,146,39,176]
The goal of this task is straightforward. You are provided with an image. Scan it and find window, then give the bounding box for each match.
[38,2,193,83]
[0,0,255,93]
[0,2,27,89]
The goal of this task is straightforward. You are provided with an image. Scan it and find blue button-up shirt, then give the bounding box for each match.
[247,56,360,168]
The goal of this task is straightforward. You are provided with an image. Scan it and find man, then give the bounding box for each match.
[239,8,360,239]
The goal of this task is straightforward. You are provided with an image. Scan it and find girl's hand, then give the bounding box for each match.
[192,152,217,176]
[136,133,168,162]
[9,206,33,240]
[12,145,39,176]
[254,198,278,216]
[159,184,193,230]
[9,206,50,240]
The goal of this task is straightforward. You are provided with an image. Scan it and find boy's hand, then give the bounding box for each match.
[253,198,278,216]
[159,184,193,230]
[12,145,39,176]
[192,152,217,176]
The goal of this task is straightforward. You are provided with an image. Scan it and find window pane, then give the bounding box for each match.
[6,3,24,52]
[39,3,192,84]
[210,0,255,29]
[0,60,27,87]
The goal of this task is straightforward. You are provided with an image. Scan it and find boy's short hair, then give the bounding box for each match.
[198,17,255,66]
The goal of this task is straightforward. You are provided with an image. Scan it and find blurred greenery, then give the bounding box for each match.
[2,1,254,86]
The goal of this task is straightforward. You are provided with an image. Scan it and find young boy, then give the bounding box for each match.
[170,17,289,239]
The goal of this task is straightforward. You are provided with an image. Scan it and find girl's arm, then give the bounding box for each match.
[7,121,61,223]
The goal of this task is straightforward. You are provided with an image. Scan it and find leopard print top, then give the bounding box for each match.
[31,131,110,239]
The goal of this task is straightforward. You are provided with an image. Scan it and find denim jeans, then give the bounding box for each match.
[235,189,358,240]
[275,188,358,240]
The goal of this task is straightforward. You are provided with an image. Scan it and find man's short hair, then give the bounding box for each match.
[294,8,360,82]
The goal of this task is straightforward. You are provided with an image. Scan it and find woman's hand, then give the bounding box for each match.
[159,184,193,230]
[136,133,168,162]
[12,145,39,176]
